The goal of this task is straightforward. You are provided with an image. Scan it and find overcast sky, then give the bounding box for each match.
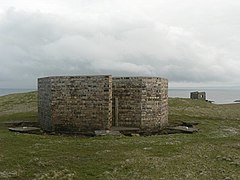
[0,0,239,88]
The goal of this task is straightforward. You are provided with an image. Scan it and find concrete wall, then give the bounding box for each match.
[38,75,112,132]
[112,77,142,127]
[38,77,53,131]
[112,77,168,129]
[141,77,168,129]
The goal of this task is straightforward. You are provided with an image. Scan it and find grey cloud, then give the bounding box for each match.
[0,8,239,88]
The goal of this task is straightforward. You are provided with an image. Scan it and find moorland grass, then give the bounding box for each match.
[0,92,239,179]
[0,91,37,121]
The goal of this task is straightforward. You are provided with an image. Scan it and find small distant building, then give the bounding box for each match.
[190,91,206,100]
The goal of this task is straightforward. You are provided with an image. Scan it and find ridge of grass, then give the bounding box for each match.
[0,91,37,122]
[169,97,240,121]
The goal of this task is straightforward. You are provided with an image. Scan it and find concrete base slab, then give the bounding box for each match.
[94,130,122,136]
[168,126,198,133]
[9,127,41,134]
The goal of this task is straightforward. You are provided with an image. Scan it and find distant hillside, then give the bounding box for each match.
[169,98,240,122]
[0,91,37,121]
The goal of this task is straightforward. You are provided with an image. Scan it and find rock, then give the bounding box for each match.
[168,126,198,134]
[181,121,199,127]
[94,130,122,136]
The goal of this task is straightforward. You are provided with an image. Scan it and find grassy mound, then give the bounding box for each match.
[169,97,240,121]
[0,91,37,122]
[0,92,239,179]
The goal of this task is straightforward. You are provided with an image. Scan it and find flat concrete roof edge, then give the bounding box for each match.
[38,75,112,80]
[38,75,168,80]
[113,76,168,80]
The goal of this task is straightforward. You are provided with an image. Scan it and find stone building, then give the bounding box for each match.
[112,77,168,129]
[38,75,168,133]
[38,75,112,132]
[190,91,206,100]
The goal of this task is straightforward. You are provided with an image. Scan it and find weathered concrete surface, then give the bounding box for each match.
[94,130,122,136]
[111,126,140,136]
[8,127,41,134]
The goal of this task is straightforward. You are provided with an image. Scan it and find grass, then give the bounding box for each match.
[0,91,37,121]
[169,97,240,121]
[0,92,239,179]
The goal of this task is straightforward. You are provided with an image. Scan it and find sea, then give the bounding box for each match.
[0,87,239,104]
